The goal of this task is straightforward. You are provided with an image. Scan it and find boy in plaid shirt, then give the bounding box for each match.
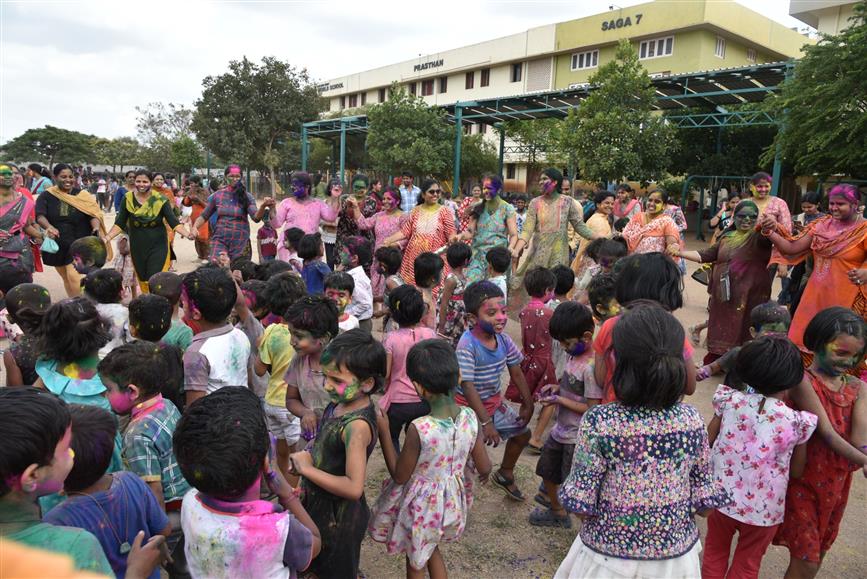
[99,341,191,575]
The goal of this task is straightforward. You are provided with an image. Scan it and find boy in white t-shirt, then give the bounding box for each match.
[324,272,359,333]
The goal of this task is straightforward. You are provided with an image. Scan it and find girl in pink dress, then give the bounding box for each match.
[271,171,338,262]
[353,188,406,299]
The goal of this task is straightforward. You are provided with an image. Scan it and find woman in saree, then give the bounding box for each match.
[36,163,110,297]
[457,183,482,234]
[513,168,598,283]
[760,184,867,354]
[103,170,193,292]
[621,189,681,255]
[570,189,614,276]
[0,164,42,273]
[677,200,773,363]
[349,187,406,299]
[382,178,456,286]
[450,174,518,284]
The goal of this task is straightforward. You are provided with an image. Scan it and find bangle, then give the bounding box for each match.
[480,419,492,427]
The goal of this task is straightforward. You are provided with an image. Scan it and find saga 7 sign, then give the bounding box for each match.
[602,14,643,31]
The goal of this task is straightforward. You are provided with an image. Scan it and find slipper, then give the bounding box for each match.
[527,442,543,455]
[534,492,551,509]
[529,507,572,528]
[492,470,526,502]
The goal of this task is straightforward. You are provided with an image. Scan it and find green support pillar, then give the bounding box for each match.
[453,104,463,197]
[498,125,505,176]
[301,126,308,171]
[339,120,347,185]
[771,142,782,197]
[206,150,211,182]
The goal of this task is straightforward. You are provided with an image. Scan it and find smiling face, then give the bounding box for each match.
[816,334,865,376]
[733,205,758,231]
[646,192,664,215]
[288,324,324,356]
[125,172,135,186]
[751,179,771,199]
[134,174,152,194]
[0,165,14,189]
[482,178,500,201]
[473,296,508,335]
[56,168,76,191]
[382,191,399,212]
[291,178,308,199]
[423,183,441,205]
[322,361,368,404]
[401,176,413,188]
[598,195,615,215]
[352,179,367,200]
[828,195,856,221]
[325,287,352,313]
[538,174,557,196]
[617,188,631,203]
[153,175,165,189]
[727,196,741,211]
[471,185,482,199]
[514,198,526,212]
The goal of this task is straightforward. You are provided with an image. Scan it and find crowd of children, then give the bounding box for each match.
[0,203,866,579]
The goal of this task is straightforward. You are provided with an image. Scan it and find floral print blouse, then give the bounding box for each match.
[559,402,729,560]
[710,385,817,526]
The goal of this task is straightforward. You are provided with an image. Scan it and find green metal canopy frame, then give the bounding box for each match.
[302,61,793,190]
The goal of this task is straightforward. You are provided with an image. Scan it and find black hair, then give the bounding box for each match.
[148,271,183,306]
[750,301,791,333]
[587,272,617,318]
[388,284,425,327]
[297,233,323,261]
[321,328,386,394]
[188,175,202,185]
[324,271,355,294]
[69,237,107,269]
[174,386,267,499]
[327,178,343,195]
[801,191,823,206]
[413,252,443,289]
[240,279,268,316]
[616,183,633,194]
[594,190,615,205]
[290,171,312,192]
[28,163,51,178]
[401,171,413,178]
[133,169,152,181]
[0,388,71,497]
[343,236,372,267]
[285,295,339,340]
[470,174,504,220]
[735,336,804,396]
[463,280,504,315]
[152,172,166,182]
[511,193,529,203]
[350,173,369,188]
[229,257,257,281]
[551,265,575,296]
[418,178,439,205]
[612,304,686,409]
[182,264,236,324]
[209,177,221,192]
[63,405,117,492]
[485,246,511,275]
[446,242,472,269]
[803,306,867,356]
[52,163,74,177]
[542,168,563,193]
[128,294,172,342]
[223,166,250,215]
[37,297,112,363]
[374,246,402,275]
[647,188,671,204]
[523,266,556,298]
[5,284,51,334]
[612,253,683,311]
[285,227,305,251]
[0,264,33,300]
[613,217,630,232]
[549,301,595,342]
[407,339,458,395]
[83,269,122,304]
[98,340,171,400]
[258,260,294,280]
[264,272,306,319]
[750,171,772,185]
[587,238,627,264]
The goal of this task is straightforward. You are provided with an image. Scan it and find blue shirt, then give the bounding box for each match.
[399,185,421,213]
[114,186,128,212]
[302,260,332,294]
[44,471,169,579]
[455,330,522,400]
[30,176,52,195]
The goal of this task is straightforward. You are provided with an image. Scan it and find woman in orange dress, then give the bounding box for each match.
[621,189,681,256]
[382,178,456,286]
[760,183,867,353]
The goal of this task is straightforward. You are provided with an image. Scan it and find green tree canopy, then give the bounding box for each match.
[135,102,197,172]
[366,85,452,179]
[92,136,142,172]
[762,2,867,177]
[458,134,499,190]
[1,125,95,168]
[191,56,322,194]
[557,38,676,183]
[170,136,204,175]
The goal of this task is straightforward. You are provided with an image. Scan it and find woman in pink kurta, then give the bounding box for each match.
[382,179,455,287]
[271,172,337,262]
[354,188,407,298]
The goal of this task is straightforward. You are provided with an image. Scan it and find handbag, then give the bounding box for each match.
[40,237,59,254]
[691,264,710,286]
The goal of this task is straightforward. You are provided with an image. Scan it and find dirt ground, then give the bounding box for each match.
[21,216,866,579]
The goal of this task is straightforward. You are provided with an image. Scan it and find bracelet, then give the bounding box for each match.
[480,419,492,427]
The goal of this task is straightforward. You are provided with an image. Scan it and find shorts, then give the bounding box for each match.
[264,403,301,444]
[535,437,575,485]
[491,401,529,440]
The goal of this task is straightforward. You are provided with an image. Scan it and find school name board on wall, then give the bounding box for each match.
[414,59,445,72]
[601,14,643,31]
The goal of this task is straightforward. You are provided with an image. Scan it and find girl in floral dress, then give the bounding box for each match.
[370,339,491,578]
[437,243,471,347]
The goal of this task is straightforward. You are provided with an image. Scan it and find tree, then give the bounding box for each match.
[498,119,563,167]
[667,120,775,178]
[169,136,203,175]
[191,56,322,195]
[366,85,453,179]
[458,134,499,187]
[92,137,142,172]
[1,125,95,167]
[762,2,867,177]
[135,103,197,172]
[557,39,676,183]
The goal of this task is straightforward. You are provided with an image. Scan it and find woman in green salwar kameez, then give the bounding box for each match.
[103,170,192,292]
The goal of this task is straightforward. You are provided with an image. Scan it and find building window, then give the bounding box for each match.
[715,36,726,58]
[360,92,366,106]
[463,124,471,135]
[339,96,345,109]
[378,87,386,102]
[409,82,416,96]
[481,68,490,87]
[438,76,448,94]
[506,163,516,179]
[348,94,358,108]
[570,50,599,71]
[421,79,434,96]
[510,62,522,83]
[746,48,757,63]
[639,36,674,60]
[465,71,474,89]
[479,123,487,134]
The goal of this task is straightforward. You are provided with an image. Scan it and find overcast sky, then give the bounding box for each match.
[0,0,808,143]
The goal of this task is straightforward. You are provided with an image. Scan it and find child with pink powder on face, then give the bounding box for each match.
[272,171,338,262]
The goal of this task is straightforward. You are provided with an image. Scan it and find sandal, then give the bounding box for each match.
[527,441,543,455]
[529,507,572,528]
[534,492,551,509]
[492,470,526,502]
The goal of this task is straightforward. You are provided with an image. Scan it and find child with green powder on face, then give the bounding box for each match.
[289,329,385,579]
